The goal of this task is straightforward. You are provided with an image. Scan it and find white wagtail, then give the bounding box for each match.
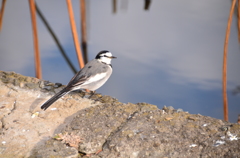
[41,50,117,110]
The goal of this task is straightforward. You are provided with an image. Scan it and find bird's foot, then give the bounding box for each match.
[81,90,95,99]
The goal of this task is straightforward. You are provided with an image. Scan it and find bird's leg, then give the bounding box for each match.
[88,91,95,99]
[80,89,87,98]
[82,90,95,99]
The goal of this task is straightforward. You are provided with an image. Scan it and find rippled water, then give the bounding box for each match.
[0,0,239,122]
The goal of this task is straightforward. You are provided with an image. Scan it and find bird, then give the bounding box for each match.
[41,50,117,110]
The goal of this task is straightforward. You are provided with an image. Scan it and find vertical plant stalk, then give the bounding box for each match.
[223,0,236,121]
[80,0,88,64]
[0,0,6,31]
[29,0,42,79]
[113,0,117,13]
[66,0,85,69]
[35,3,77,74]
[238,0,240,42]
[144,0,151,10]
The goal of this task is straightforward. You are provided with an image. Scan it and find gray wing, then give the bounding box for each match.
[66,59,108,90]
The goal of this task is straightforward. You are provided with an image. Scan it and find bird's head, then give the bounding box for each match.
[95,50,117,64]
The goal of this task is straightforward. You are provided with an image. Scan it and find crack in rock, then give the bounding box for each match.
[102,111,139,151]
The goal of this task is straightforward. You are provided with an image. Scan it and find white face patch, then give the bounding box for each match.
[98,52,113,64]
[104,52,112,57]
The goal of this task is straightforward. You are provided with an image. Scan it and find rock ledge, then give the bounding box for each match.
[0,71,239,158]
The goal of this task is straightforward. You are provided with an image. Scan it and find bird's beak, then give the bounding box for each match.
[110,56,117,59]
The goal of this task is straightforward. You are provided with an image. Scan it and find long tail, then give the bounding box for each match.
[41,88,69,111]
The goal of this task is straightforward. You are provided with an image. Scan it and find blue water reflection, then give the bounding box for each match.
[0,0,239,122]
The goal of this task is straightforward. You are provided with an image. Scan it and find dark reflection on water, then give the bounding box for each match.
[0,0,240,122]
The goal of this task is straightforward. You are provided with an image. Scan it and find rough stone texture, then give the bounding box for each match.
[0,71,240,158]
[0,71,98,157]
[29,139,79,158]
